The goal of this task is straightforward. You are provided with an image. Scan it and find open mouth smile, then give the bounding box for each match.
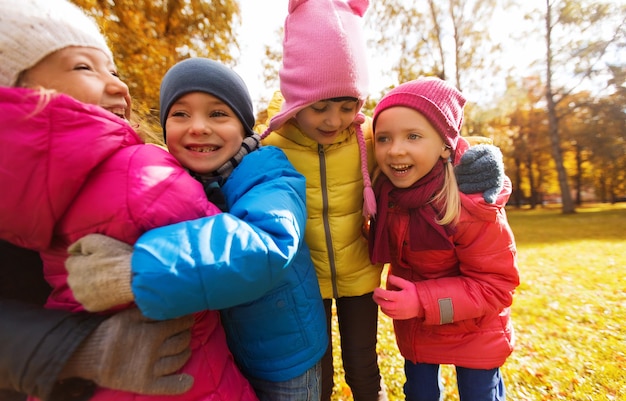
[106,107,126,120]
[390,164,412,173]
[188,145,219,153]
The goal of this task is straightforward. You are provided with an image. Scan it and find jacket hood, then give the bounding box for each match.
[0,87,142,251]
[460,176,512,222]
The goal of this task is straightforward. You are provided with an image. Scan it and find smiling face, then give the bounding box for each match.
[374,106,451,188]
[164,92,246,174]
[294,98,359,145]
[18,46,130,120]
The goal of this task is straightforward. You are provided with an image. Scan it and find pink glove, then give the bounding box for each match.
[373,274,423,320]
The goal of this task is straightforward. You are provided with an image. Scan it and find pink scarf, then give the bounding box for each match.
[369,161,455,263]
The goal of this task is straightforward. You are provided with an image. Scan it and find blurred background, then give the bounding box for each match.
[71,0,626,212]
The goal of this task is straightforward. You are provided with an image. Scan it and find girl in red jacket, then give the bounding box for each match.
[368,78,520,401]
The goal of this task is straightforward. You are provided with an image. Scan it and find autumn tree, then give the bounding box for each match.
[71,0,240,125]
[486,76,554,207]
[539,0,626,213]
[583,88,626,203]
[364,0,505,99]
[556,91,607,205]
[600,67,626,201]
[358,0,626,212]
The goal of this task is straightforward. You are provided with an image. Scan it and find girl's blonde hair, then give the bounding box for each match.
[432,160,461,226]
[14,77,56,119]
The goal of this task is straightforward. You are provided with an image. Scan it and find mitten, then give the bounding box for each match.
[61,308,194,395]
[373,275,423,320]
[66,234,134,312]
[455,144,505,204]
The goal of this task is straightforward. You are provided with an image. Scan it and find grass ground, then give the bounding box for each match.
[331,203,626,400]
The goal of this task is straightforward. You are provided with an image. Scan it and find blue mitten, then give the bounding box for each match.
[455,144,504,204]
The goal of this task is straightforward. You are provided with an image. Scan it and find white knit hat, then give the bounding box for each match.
[0,0,114,87]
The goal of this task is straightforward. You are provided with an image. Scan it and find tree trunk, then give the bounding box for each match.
[575,143,582,205]
[545,0,575,213]
[526,153,537,209]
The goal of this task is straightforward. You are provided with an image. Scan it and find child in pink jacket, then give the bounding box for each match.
[0,1,256,400]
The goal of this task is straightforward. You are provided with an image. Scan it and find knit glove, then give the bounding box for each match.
[455,144,505,204]
[66,234,135,312]
[373,275,424,320]
[61,308,194,395]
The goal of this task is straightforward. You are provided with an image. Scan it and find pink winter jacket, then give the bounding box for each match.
[0,87,257,401]
[385,179,519,370]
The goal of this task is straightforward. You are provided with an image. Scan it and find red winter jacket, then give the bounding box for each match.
[0,87,256,401]
[385,179,519,369]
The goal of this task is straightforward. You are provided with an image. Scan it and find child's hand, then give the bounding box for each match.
[455,144,504,204]
[373,275,423,320]
[66,233,134,311]
[62,308,195,395]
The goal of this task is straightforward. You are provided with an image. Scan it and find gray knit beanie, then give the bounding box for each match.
[0,0,113,87]
[160,57,256,140]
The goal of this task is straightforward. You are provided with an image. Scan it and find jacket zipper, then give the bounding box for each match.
[318,144,338,298]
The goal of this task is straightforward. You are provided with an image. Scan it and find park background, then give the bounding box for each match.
[71,0,626,212]
[69,0,625,399]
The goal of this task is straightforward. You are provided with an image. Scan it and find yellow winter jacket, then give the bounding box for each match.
[256,92,383,299]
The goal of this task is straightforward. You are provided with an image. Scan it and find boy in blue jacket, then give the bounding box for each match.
[65,58,327,401]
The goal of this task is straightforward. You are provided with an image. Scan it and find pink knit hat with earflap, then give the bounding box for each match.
[267,0,369,132]
[372,77,470,165]
[262,0,376,217]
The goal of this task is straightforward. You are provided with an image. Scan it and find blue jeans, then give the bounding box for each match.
[404,361,505,401]
[248,360,322,401]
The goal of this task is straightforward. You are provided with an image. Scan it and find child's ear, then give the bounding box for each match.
[441,145,452,160]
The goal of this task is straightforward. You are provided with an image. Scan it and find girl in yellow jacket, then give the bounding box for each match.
[258,2,383,399]
[258,1,504,400]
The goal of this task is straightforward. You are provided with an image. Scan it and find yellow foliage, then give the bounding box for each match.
[71,0,240,123]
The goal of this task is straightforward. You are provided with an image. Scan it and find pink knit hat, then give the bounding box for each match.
[372,77,469,164]
[263,0,376,218]
[267,0,370,132]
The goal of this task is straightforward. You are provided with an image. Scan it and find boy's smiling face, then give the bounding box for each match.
[165,92,245,174]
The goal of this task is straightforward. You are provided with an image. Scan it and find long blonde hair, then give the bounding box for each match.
[432,160,461,226]
[15,87,56,120]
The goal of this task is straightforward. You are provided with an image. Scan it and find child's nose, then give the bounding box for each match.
[324,111,341,128]
[389,140,405,155]
[190,117,211,134]
[106,75,130,98]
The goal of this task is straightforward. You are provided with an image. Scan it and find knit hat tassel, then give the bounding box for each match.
[355,116,376,218]
[260,126,272,141]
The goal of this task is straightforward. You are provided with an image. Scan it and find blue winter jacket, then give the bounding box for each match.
[130,146,328,382]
